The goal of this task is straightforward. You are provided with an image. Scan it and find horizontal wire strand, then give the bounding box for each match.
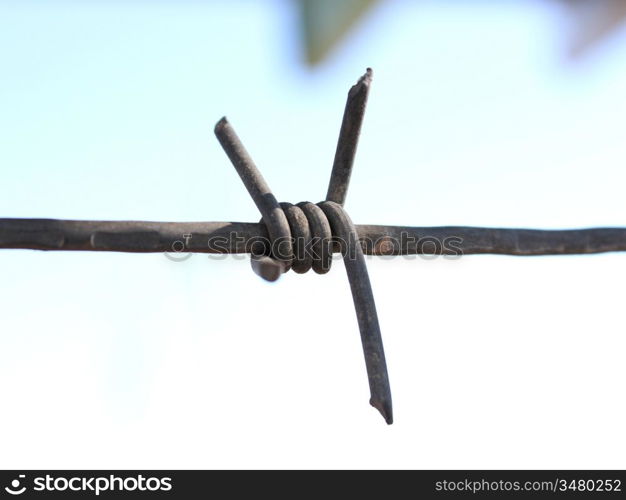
[2,219,625,256]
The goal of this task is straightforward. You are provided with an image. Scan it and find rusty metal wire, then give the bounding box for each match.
[2,220,625,255]
[1,69,625,424]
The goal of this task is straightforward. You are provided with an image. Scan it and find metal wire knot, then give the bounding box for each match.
[250,201,334,280]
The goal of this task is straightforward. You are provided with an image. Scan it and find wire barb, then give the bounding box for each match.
[213,71,393,423]
[326,68,373,206]
[214,117,292,280]
[319,201,393,424]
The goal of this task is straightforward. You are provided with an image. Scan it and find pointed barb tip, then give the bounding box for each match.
[214,116,229,134]
[354,68,372,88]
[370,397,393,425]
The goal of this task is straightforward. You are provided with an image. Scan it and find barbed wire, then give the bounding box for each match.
[2,218,625,256]
[2,68,625,424]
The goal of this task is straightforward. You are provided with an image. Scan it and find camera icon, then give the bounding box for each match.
[4,475,26,495]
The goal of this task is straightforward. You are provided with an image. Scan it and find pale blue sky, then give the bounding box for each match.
[0,0,625,468]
